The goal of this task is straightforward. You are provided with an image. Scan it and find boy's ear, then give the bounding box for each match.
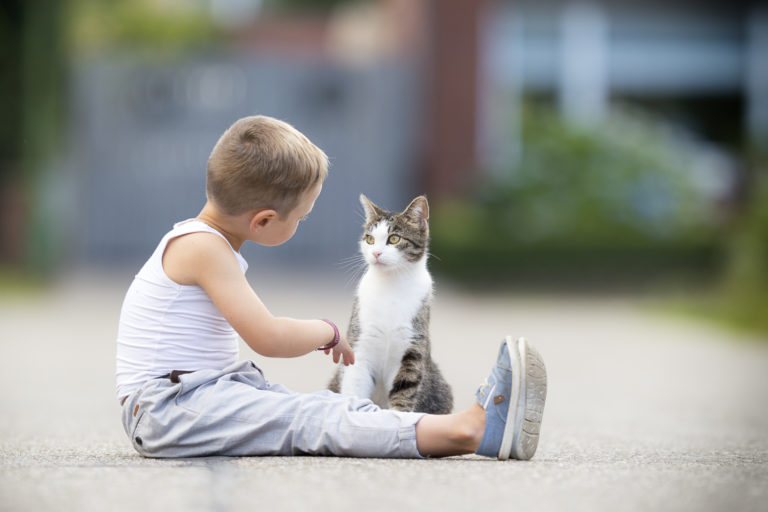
[360,194,385,223]
[249,209,277,233]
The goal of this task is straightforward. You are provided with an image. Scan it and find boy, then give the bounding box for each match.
[116,115,547,460]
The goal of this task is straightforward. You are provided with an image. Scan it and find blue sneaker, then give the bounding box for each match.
[475,336,547,460]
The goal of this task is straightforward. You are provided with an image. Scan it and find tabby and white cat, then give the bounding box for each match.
[329,194,453,414]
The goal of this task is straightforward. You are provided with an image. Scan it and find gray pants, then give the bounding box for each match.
[121,361,425,458]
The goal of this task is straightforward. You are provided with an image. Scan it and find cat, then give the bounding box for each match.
[329,194,453,415]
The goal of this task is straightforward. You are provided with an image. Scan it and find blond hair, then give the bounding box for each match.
[206,116,329,217]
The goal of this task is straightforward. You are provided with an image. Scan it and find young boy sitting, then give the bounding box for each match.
[116,115,547,460]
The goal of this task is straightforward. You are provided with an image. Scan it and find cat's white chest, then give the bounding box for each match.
[357,267,431,332]
[342,262,432,405]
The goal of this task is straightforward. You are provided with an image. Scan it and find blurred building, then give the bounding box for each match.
[479,0,767,184]
[62,1,426,270]
[53,0,766,269]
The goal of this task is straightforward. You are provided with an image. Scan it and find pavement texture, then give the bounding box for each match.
[1,269,767,512]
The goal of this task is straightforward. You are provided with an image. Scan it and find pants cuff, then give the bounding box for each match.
[397,412,427,458]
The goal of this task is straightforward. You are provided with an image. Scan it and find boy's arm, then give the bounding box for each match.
[165,233,353,363]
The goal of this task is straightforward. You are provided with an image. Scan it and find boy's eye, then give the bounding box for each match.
[364,234,375,245]
[387,234,401,244]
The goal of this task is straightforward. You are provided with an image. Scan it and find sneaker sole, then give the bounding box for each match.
[498,336,547,460]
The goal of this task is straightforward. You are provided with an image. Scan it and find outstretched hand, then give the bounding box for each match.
[325,336,355,366]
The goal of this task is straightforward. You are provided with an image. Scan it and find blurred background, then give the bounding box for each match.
[1,0,767,334]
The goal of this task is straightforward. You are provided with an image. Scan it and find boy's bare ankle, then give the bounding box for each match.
[471,403,486,448]
[458,404,486,452]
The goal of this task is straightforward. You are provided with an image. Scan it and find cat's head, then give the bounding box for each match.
[359,194,429,271]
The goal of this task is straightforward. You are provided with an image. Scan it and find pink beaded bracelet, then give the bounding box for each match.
[317,318,340,351]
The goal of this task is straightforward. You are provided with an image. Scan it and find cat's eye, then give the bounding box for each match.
[387,234,401,244]
[364,234,375,245]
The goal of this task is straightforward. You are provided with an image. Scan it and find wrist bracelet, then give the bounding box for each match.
[317,318,340,351]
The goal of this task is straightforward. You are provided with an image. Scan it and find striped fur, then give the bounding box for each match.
[328,195,453,414]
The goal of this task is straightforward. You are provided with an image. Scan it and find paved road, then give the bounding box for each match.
[1,269,767,512]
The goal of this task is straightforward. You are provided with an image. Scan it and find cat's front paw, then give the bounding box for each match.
[339,365,375,400]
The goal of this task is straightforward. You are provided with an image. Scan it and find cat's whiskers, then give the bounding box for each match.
[337,254,363,267]
[346,265,368,288]
[426,251,442,262]
[336,254,367,288]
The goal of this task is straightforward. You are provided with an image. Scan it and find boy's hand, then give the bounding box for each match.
[325,335,355,366]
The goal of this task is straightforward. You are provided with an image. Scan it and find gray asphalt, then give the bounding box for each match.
[1,269,767,512]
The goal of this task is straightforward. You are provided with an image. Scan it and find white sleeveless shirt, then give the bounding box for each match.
[115,219,248,401]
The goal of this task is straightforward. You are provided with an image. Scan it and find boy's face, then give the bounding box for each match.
[255,183,322,246]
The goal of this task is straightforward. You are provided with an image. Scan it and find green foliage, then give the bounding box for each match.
[0,1,23,175]
[69,0,220,55]
[717,167,768,333]
[0,1,65,273]
[430,106,723,283]
[263,0,366,14]
[1,0,65,182]
[0,265,47,298]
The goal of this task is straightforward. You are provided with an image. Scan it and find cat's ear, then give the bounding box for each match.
[360,194,385,223]
[403,195,429,228]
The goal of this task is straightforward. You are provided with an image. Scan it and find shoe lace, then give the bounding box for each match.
[479,378,496,410]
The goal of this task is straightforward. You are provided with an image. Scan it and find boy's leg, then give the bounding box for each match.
[409,336,549,459]
[249,382,427,458]
[122,337,547,460]
[122,361,426,458]
[414,404,486,457]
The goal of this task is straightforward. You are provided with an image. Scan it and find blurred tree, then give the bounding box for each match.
[0,1,24,265]
[719,152,768,332]
[430,105,724,285]
[0,0,65,270]
[69,0,219,55]
[264,0,365,14]
[0,1,23,185]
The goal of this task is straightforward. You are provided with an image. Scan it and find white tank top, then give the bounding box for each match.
[115,219,248,401]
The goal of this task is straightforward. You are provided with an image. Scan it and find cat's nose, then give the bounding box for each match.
[373,251,382,260]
